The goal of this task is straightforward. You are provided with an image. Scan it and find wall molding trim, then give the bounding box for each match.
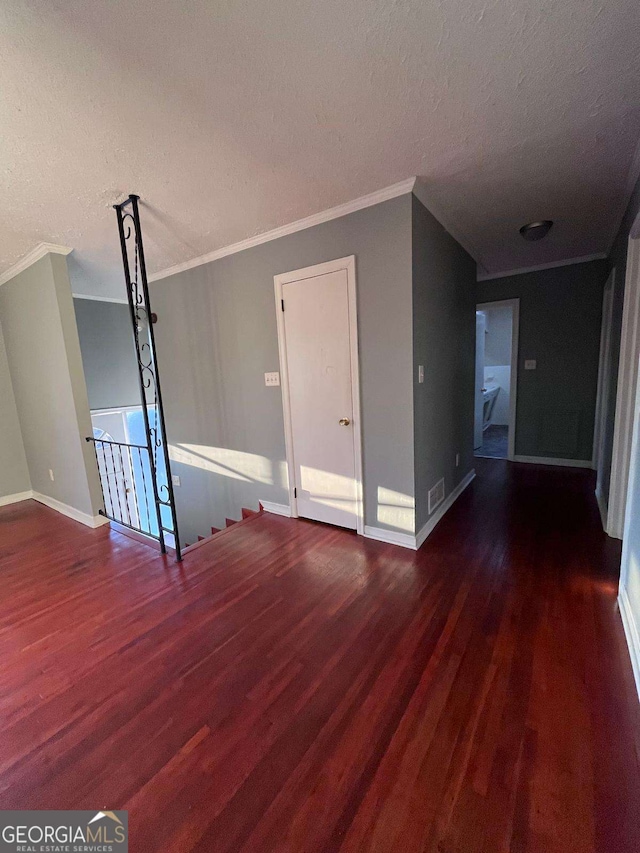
[415,469,476,549]
[148,178,418,283]
[513,455,594,469]
[32,491,109,528]
[363,525,416,549]
[608,225,640,540]
[260,500,292,517]
[476,253,607,283]
[72,293,128,305]
[0,490,34,508]
[619,587,640,702]
[0,243,73,287]
[364,469,476,551]
[595,484,609,533]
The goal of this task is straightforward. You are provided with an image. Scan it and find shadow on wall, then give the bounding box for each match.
[168,442,416,541]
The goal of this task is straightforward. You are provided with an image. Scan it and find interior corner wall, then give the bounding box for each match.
[150,194,415,545]
[411,194,476,533]
[73,298,141,410]
[0,321,30,500]
[477,260,608,462]
[0,254,102,517]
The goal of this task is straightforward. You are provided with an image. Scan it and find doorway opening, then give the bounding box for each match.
[474,299,519,461]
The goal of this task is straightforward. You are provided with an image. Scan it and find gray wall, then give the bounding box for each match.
[477,260,608,461]
[0,254,102,516]
[73,298,141,410]
[0,321,30,499]
[599,175,640,508]
[151,195,414,544]
[412,195,476,532]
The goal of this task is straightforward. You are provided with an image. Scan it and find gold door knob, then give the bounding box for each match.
[339,417,351,426]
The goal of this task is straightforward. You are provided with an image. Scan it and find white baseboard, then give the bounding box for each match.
[595,484,609,533]
[0,490,34,508]
[260,500,292,517]
[415,469,476,549]
[513,455,593,469]
[364,469,476,551]
[31,492,109,529]
[619,586,640,703]
[363,525,416,549]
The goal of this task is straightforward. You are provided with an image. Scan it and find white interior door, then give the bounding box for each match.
[279,262,360,530]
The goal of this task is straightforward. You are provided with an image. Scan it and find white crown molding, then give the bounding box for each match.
[72,293,128,305]
[477,253,608,282]
[0,243,73,287]
[148,178,418,283]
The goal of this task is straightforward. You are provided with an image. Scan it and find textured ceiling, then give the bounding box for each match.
[1,0,639,296]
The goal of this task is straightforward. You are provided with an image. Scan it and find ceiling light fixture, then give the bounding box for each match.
[519,220,553,241]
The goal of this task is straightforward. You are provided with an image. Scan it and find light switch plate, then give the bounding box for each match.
[418,365,424,384]
[524,359,537,370]
[172,474,181,487]
[265,372,280,387]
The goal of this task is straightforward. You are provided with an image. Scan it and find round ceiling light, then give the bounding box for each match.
[519,220,553,241]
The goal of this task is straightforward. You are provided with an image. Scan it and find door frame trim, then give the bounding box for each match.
[274,255,364,535]
[610,217,640,539]
[475,298,520,461]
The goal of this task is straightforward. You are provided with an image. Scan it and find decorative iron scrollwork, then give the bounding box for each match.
[114,195,182,561]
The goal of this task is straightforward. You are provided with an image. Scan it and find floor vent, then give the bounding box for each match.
[428,478,445,515]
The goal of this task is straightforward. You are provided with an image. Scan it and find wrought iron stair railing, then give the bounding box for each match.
[86,192,182,561]
[87,436,178,554]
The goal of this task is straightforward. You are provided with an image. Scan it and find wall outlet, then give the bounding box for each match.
[524,359,537,370]
[418,365,424,384]
[172,474,181,487]
[265,372,280,387]
[48,469,55,482]
[455,453,460,468]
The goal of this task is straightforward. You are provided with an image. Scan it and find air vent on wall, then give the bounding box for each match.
[428,478,445,515]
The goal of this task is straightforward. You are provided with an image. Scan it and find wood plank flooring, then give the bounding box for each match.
[0,459,639,852]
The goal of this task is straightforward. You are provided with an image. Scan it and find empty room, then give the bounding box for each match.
[1,1,640,851]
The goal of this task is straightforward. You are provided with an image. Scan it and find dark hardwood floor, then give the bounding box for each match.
[1,459,639,852]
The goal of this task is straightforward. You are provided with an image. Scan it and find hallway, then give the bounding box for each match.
[0,460,638,852]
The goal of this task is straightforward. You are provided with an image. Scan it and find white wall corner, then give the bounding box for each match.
[415,468,476,549]
[0,243,73,287]
[618,587,640,702]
